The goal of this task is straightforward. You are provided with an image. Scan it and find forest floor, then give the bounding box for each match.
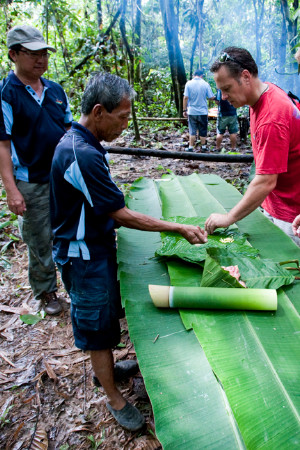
[0,123,252,450]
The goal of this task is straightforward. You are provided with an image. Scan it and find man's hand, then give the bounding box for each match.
[6,188,26,216]
[292,214,300,237]
[179,224,207,244]
[205,213,232,235]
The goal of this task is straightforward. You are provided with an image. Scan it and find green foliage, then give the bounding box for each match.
[20,312,45,325]
[87,431,105,449]
[134,68,177,118]
[202,248,295,290]
[0,0,299,132]
[0,406,13,428]
[156,216,259,264]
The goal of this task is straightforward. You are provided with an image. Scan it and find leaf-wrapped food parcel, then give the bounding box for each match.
[201,248,295,290]
[155,216,259,263]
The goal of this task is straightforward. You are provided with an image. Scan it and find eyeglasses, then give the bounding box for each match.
[19,49,50,60]
[218,52,240,65]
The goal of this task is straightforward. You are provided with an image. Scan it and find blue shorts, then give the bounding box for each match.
[57,255,122,351]
[188,115,208,137]
[217,115,239,135]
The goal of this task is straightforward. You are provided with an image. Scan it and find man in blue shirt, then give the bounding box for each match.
[215,89,239,151]
[183,69,215,152]
[50,72,207,432]
[0,25,72,314]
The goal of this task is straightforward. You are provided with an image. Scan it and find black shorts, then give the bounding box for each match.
[188,114,208,137]
[57,255,122,351]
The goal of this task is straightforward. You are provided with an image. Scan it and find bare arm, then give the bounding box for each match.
[205,174,278,234]
[0,140,26,215]
[110,206,207,245]
[292,214,300,237]
[183,96,188,117]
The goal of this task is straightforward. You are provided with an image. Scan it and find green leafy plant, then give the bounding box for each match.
[0,405,13,428]
[87,431,105,449]
[156,216,259,264]
[20,312,45,325]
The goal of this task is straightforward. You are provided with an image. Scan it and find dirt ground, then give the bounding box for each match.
[0,125,252,449]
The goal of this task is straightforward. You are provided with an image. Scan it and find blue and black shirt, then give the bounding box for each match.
[50,122,125,263]
[0,70,72,183]
[216,89,237,117]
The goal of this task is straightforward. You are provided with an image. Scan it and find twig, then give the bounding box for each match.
[83,360,87,418]
[27,406,40,450]
[153,334,159,343]
[279,259,299,267]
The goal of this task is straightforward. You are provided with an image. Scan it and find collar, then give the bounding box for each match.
[71,122,106,156]
[7,69,51,88]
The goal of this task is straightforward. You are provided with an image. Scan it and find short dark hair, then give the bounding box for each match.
[8,43,22,62]
[194,69,204,77]
[81,72,135,115]
[210,47,258,79]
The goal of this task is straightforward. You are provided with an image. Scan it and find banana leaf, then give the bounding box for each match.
[201,173,300,314]
[118,174,300,449]
[157,173,300,448]
[118,177,244,449]
[201,248,295,290]
[155,216,259,263]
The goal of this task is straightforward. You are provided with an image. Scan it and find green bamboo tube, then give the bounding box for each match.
[149,285,277,311]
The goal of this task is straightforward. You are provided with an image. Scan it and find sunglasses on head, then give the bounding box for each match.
[218,52,240,65]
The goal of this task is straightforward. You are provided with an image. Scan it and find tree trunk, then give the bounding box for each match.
[279,0,299,92]
[279,0,287,68]
[133,0,142,83]
[197,0,205,70]
[252,0,265,68]
[280,0,298,57]
[96,0,102,33]
[119,0,140,141]
[189,18,199,78]
[159,0,187,116]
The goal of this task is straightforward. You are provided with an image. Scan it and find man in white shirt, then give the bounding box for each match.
[183,69,215,152]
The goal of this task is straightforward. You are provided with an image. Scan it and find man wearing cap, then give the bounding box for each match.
[0,25,73,314]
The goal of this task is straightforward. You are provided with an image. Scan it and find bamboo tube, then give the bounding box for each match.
[149,285,277,311]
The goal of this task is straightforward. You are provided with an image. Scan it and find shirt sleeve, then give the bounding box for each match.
[63,91,73,125]
[207,84,214,98]
[78,150,125,216]
[0,91,13,140]
[253,123,289,175]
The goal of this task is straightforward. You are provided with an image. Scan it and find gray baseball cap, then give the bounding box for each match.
[7,25,56,52]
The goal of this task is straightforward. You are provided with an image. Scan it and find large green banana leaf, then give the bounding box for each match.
[118,174,300,449]
[118,178,244,449]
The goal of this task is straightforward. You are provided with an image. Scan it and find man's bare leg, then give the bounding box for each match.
[189,135,196,148]
[229,133,237,150]
[216,133,223,150]
[200,136,207,146]
[90,349,125,410]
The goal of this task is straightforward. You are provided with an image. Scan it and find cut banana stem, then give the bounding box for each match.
[149,285,277,311]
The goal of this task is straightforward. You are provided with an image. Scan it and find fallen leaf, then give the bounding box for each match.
[0,304,30,315]
[31,428,48,450]
[43,359,57,382]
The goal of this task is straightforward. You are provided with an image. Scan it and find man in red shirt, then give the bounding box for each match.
[205,46,300,247]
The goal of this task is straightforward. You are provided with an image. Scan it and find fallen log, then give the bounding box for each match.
[105,146,253,163]
[137,117,216,121]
